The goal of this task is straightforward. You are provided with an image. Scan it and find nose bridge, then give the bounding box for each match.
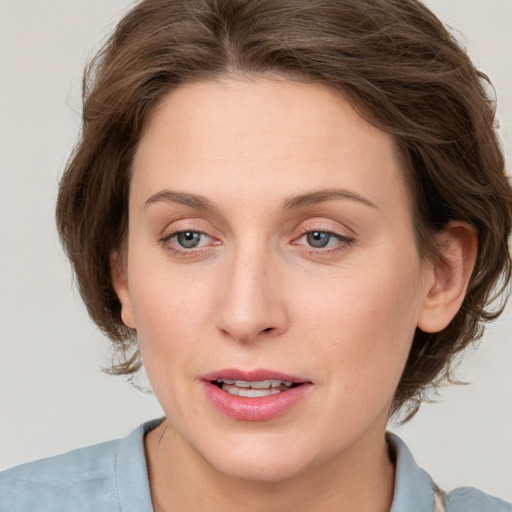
[216,239,287,343]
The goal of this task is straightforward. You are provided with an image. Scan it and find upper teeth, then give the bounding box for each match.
[216,379,293,388]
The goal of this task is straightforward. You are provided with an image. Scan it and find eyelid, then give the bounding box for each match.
[291,222,356,253]
[162,229,210,243]
[294,229,353,245]
[157,215,220,241]
[295,219,355,239]
[158,224,221,257]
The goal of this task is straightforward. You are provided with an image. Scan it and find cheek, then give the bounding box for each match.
[294,260,423,396]
[130,256,212,335]
[127,263,219,384]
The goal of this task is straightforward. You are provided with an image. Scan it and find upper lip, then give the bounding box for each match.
[200,368,310,383]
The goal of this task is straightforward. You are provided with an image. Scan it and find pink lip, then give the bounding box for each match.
[201,368,309,383]
[201,368,313,422]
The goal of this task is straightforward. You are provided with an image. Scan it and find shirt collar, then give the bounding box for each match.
[388,432,436,512]
[115,419,162,512]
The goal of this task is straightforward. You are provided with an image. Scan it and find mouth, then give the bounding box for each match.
[201,369,312,421]
[212,379,300,398]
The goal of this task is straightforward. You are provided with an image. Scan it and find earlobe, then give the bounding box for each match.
[110,251,137,329]
[417,221,478,333]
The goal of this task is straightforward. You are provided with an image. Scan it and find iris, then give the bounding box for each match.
[307,231,332,248]
[176,231,202,248]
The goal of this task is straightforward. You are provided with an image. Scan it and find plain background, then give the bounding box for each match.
[0,0,511,501]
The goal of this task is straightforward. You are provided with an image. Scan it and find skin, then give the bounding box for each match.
[112,77,477,511]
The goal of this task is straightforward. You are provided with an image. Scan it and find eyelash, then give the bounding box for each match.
[292,226,355,255]
[159,230,215,256]
[159,226,355,257]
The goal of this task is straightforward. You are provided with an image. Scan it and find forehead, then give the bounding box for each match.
[131,77,409,216]
[138,77,395,161]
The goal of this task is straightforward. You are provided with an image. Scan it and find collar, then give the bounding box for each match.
[388,432,437,512]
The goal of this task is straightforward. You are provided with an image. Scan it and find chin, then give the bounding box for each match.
[194,433,322,484]
[214,455,306,483]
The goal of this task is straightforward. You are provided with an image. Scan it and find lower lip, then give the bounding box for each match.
[202,381,312,421]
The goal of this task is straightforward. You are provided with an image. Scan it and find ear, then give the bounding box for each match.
[417,221,478,333]
[110,251,137,329]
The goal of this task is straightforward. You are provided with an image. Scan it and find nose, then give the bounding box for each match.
[215,246,289,344]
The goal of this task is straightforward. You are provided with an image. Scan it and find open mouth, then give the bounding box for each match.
[203,373,312,420]
[213,379,300,398]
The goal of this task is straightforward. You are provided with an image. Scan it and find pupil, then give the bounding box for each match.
[307,231,329,248]
[178,231,200,248]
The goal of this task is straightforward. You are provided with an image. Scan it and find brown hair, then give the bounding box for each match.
[56,0,512,419]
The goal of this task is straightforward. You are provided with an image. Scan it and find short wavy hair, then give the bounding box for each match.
[56,0,512,419]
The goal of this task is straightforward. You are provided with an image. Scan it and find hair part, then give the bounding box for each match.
[56,0,512,420]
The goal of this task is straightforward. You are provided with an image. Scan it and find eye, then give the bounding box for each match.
[161,230,213,251]
[304,231,337,248]
[301,230,351,249]
[174,231,205,248]
[291,226,355,255]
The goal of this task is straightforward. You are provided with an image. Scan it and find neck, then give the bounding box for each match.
[145,420,395,512]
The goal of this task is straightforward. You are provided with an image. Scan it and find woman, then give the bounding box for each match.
[1,0,511,510]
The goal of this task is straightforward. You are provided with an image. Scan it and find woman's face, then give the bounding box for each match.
[115,77,433,481]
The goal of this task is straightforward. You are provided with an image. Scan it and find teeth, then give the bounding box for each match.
[215,378,298,397]
[216,379,294,389]
[222,386,281,397]
[250,380,271,389]
[239,388,280,397]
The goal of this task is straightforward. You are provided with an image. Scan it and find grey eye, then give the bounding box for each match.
[176,231,202,248]
[306,231,331,248]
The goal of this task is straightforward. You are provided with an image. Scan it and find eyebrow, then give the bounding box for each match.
[144,188,377,212]
[144,190,219,212]
[282,189,377,210]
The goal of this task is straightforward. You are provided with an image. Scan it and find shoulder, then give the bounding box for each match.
[0,420,159,512]
[0,439,119,511]
[387,433,511,512]
[444,487,512,512]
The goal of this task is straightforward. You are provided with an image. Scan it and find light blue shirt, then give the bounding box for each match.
[1,420,510,511]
